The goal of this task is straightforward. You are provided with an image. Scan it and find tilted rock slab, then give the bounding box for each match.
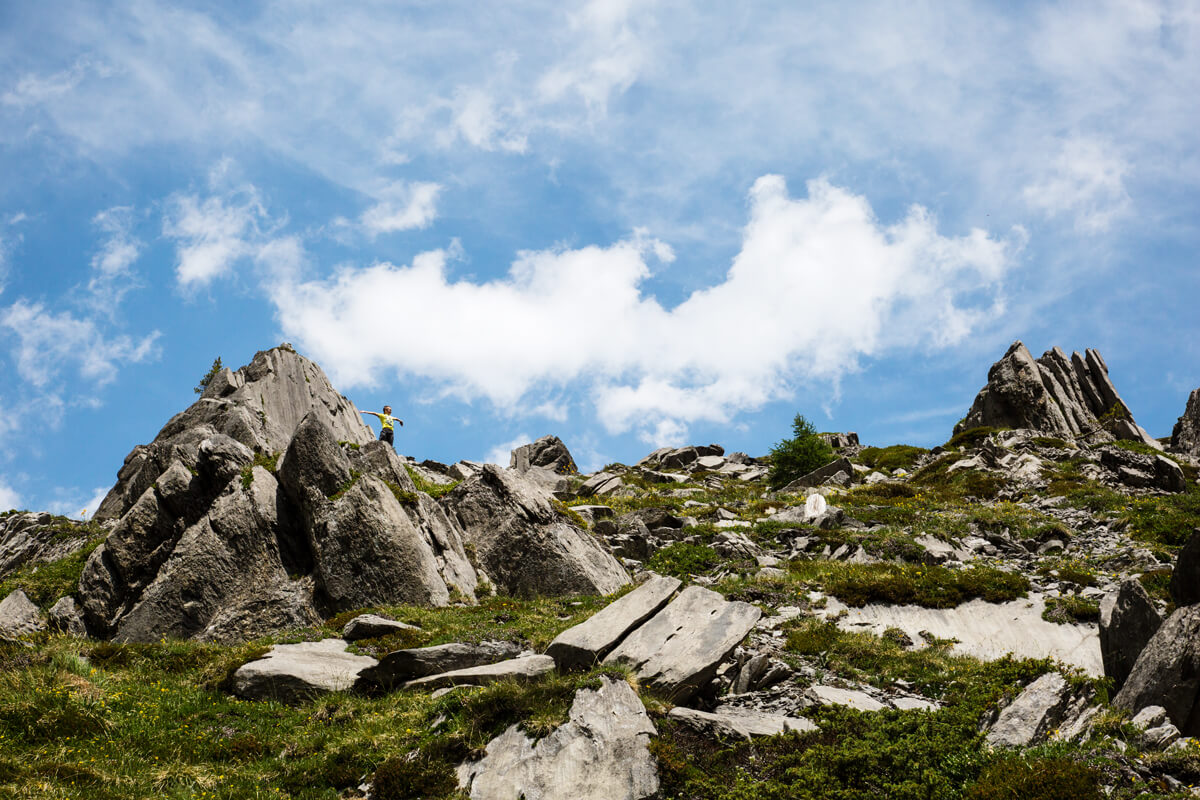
[233,638,378,703]
[402,654,555,691]
[1114,605,1200,736]
[457,676,657,800]
[444,465,629,598]
[668,706,815,739]
[96,345,374,522]
[603,585,761,702]
[1172,388,1200,457]
[956,341,1158,447]
[0,511,98,582]
[356,641,523,690]
[986,672,1089,748]
[1101,578,1163,691]
[0,589,44,637]
[341,614,421,642]
[546,574,681,670]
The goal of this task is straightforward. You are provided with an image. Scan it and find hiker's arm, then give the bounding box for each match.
[359,410,381,419]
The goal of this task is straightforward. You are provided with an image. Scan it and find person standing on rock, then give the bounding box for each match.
[360,406,403,448]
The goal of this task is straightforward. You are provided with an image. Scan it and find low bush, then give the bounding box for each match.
[799,562,1029,609]
[1120,486,1200,549]
[647,542,721,578]
[963,755,1102,800]
[857,444,928,472]
[946,426,1004,449]
[1042,595,1101,625]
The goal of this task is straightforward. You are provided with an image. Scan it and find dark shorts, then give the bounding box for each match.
[379,428,394,446]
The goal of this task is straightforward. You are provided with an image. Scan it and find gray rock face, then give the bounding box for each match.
[107,468,320,643]
[956,342,1157,446]
[457,676,657,800]
[1172,388,1200,457]
[444,465,629,598]
[668,706,815,739]
[603,585,761,702]
[48,596,88,637]
[546,575,682,669]
[1100,578,1163,691]
[510,436,577,475]
[403,654,555,690]
[277,412,355,506]
[986,672,1082,747]
[233,638,378,702]
[0,589,44,637]
[357,641,523,690]
[341,614,421,642]
[1171,530,1200,608]
[1114,605,1200,735]
[96,345,374,521]
[0,512,100,582]
[1099,446,1185,493]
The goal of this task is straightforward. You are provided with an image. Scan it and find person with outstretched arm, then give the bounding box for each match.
[360,405,403,447]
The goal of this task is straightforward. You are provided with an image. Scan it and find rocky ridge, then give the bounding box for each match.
[2,342,1200,798]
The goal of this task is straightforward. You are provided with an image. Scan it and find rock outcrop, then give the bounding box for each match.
[1114,605,1200,735]
[95,345,374,522]
[956,341,1159,447]
[457,676,657,800]
[510,435,577,475]
[1173,388,1200,457]
[986,672,1092,747]
[233,639,378,702]
[1100,578,1162,692]
[444,465,629,598]
[0,589,44,637]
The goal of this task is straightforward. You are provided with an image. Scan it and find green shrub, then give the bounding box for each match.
[963,755,1102,800]
[767,413,836,489]
[646,542,721,578]
[815,563,1029,609]
[946,426,1003,449]
[858,445,928,472]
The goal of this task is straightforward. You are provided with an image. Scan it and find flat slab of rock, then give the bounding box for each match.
[669,706,815,739]
[458,676,657,800]
[820,594,1102,675]
[341,614,421,642]
[546,575,681,669]
[403,654,555,691]
[233,639,377,702]
[0,589,44,637]
[986,672,1079,747]
[357,640,522,690]
[603,585,761,702]
[807,684,886,712]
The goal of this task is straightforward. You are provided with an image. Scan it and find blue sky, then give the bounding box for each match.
[1,1,1197,516]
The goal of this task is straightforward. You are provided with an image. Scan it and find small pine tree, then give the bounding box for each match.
[767,413,835,489]
[194,357,223,395]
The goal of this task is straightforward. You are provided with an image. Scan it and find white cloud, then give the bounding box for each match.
[484,433,531,467]
[163,184,266,287]
[0,300,160,388]
[86,206,142,310]
[361,182,442,236]
[46,485,111,519]
[270,176,1013,442]
[0,480,21,511]
[1024,137,1132,232]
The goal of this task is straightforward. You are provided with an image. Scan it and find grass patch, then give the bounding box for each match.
[857,445,929,472]
[1041,595,1101,625]
[789,561,1029,609]
[384,481,420,506]
[1119,486,1200,549]
[963,754,1102,800]
[328,469,363,501]
[239,451,279,488]
[1043,460,1129,515]
[404,466,459,499]
[0,535,105,609]
[1037,558,1098,587]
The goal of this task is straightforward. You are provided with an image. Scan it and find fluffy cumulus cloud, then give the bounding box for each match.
[0,481,21,511]
[270,176,1013,444]
[0,300,159,388]
[163,178,267,287]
